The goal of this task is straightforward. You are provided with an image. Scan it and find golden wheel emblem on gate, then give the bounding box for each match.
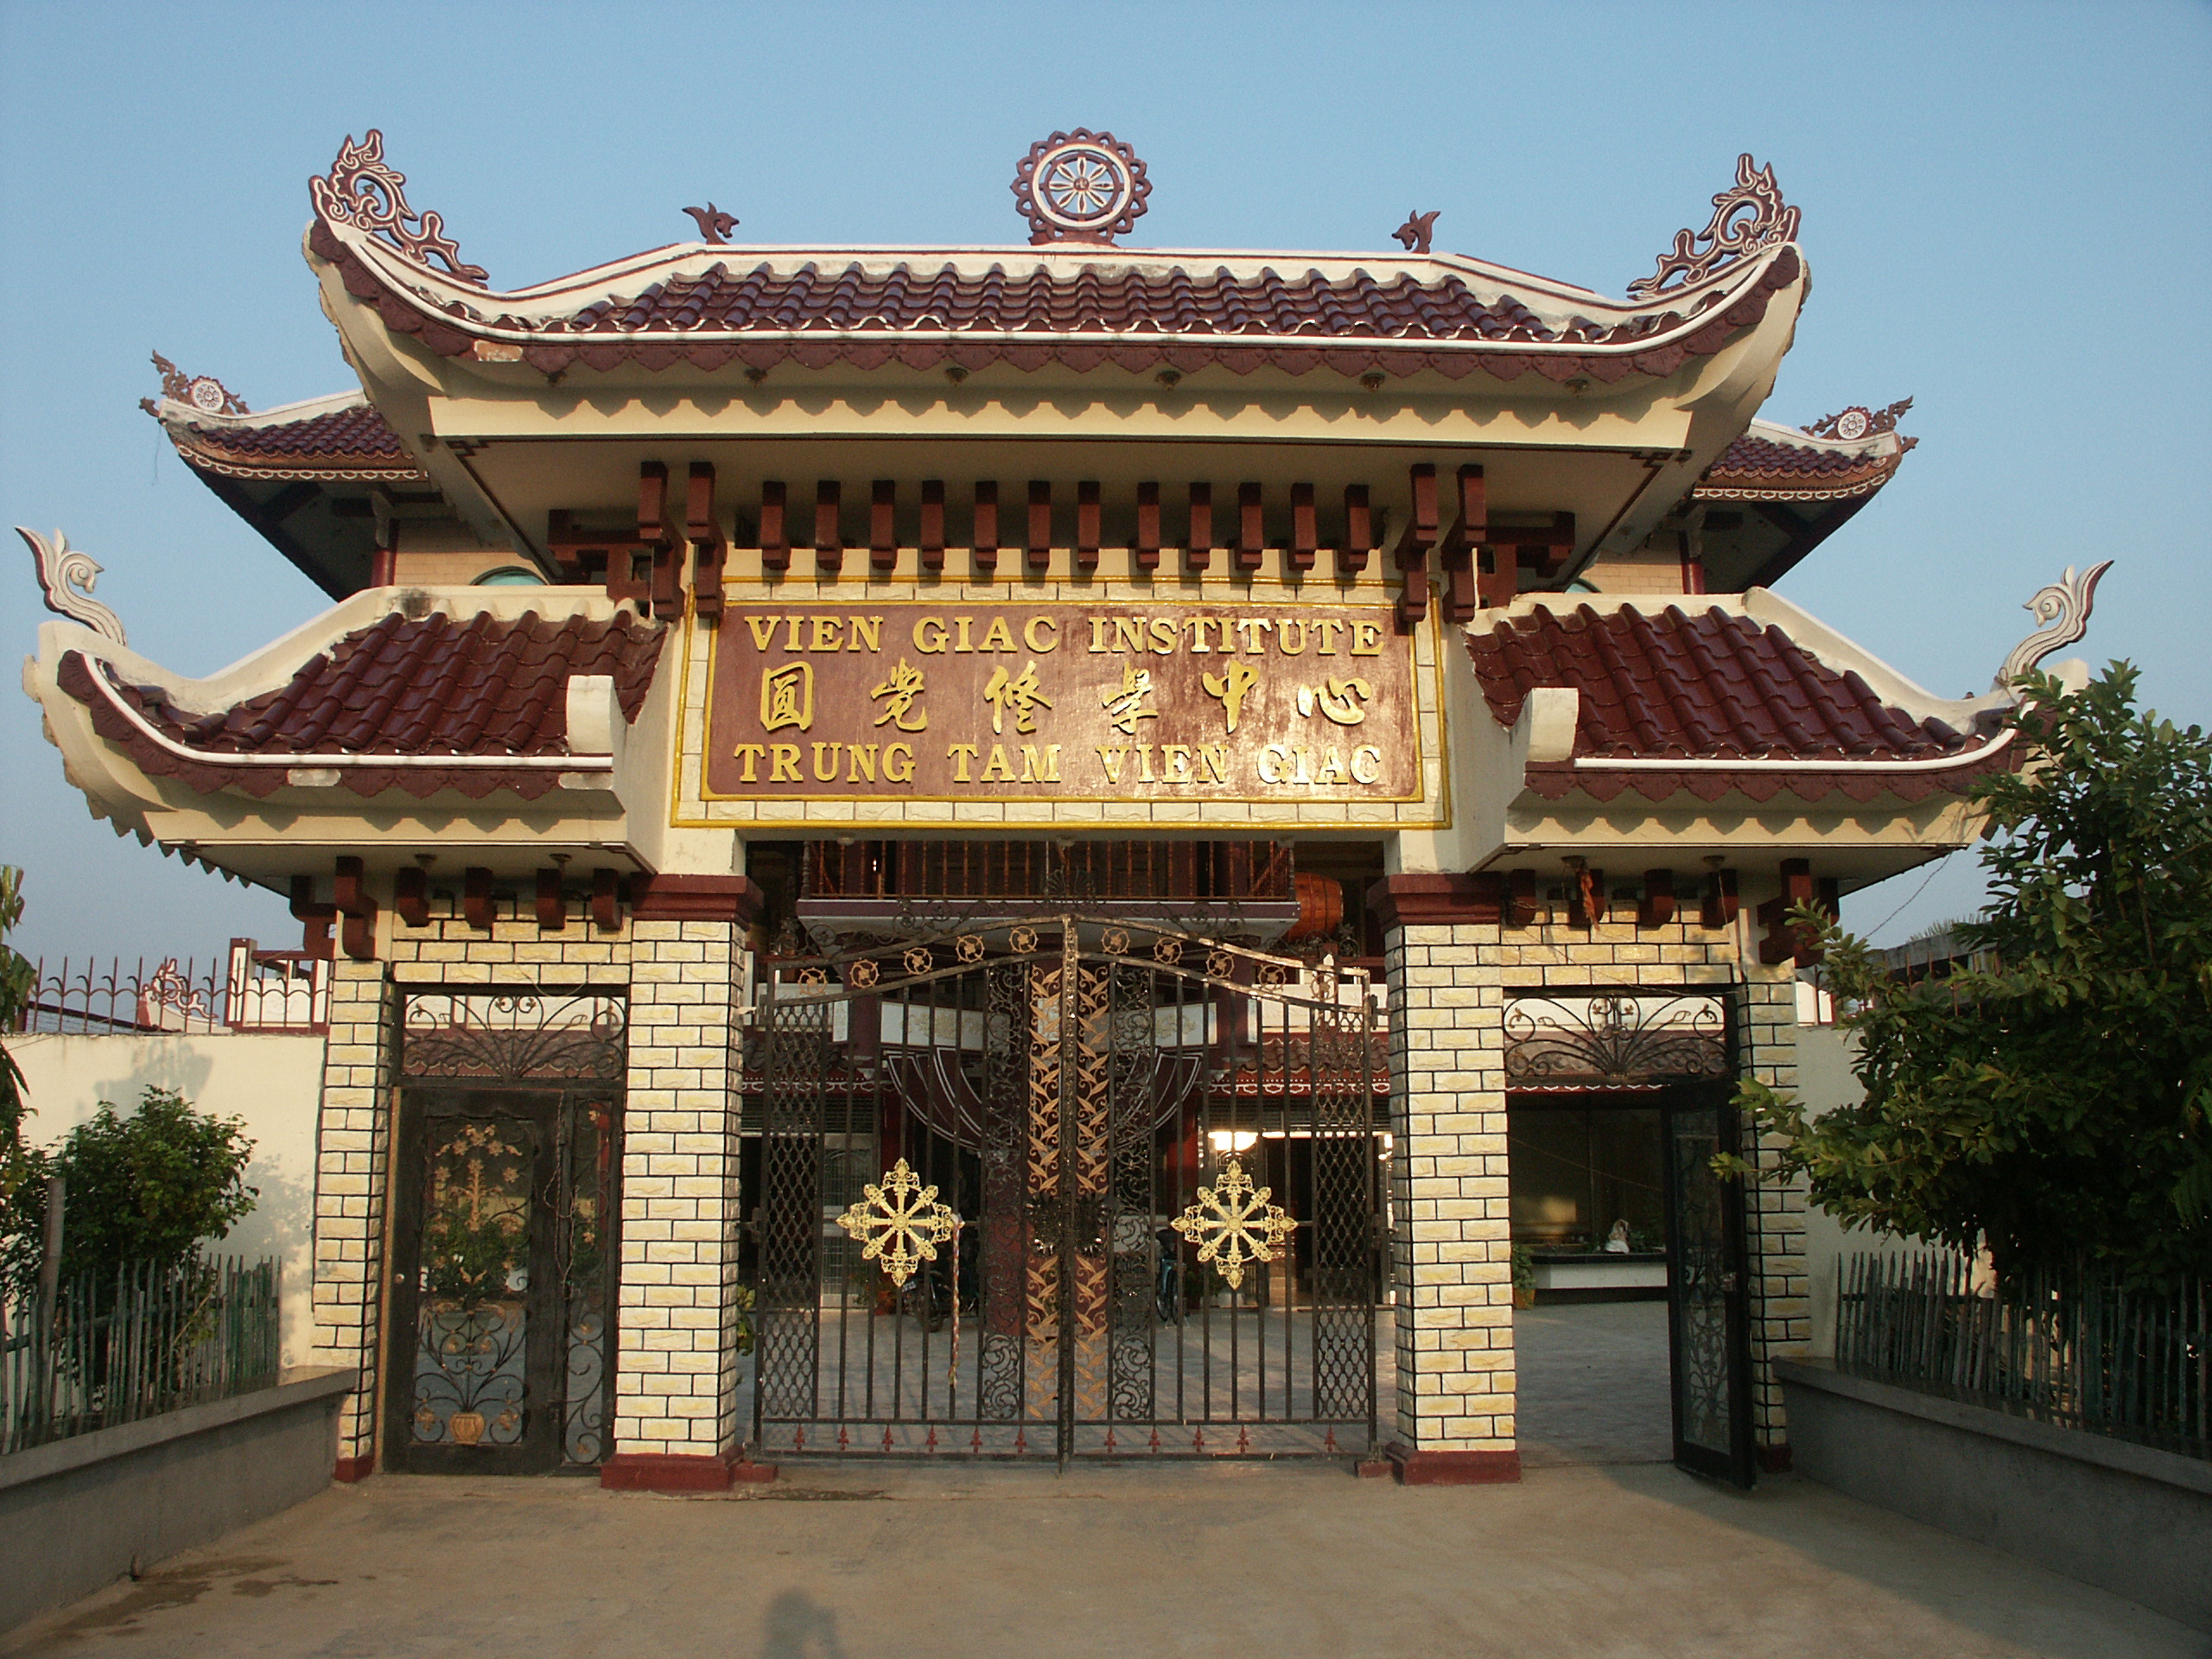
[1169,1158,1295,1290]
[835,1158,961,1288]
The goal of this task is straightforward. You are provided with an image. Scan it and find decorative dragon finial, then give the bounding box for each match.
[1394,210,1439,255]
[683,203,738,245]
[1802,397,1912,443]
[19,527,126,645]
[1995,562,2112,692]
[310,130,488,285]
[1628,154,1801,300]
[140,352,250,418]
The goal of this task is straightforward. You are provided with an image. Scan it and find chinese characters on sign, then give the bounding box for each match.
[702,603,1421,802]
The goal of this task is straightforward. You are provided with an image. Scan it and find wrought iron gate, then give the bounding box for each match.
[747,918,1384,1460]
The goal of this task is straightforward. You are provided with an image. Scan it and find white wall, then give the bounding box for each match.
[1794,1023,1926,1356]
[12,1033,324,1366]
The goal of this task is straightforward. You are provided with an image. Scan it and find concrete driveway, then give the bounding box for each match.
[4,1456,2201,1658]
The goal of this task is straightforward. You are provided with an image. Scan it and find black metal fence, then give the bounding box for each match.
[1837,1250,2210,1459]
[10,940,327,1036]
[1,1257,282,1456]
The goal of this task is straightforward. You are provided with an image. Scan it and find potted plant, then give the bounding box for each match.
[1510,1243,1536,1309]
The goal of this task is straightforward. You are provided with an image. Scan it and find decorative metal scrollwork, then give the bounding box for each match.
[311,129,489,284]
[401,993,626,1082]
[835,1158,961,1288]
[1627,153,1799,299]
[1100,926,1130,957]
[1170,1159,1294,1291]
[1206,949,1235,979]
[1503,994,1728,1087]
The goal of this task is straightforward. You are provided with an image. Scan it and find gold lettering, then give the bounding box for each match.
[769,743,802,782]
[1314,748,1348,785]
[883,742,917,783]
[913,615,948,653]
[1135,745,1156,783]
[1114,617,1147,654]
[982,659,1052,734]
[1259,745,1289,785]
[760,662,814,732]
[1088,616,1110,653]
[1024,615,1060,653]
[745,616,779,652]
[1096,747,1128,785]
[1019,744,1062,783]
[1189,617,1217,653]
[1313,619,1346,655]
[1351,744,1383,785]
[977,616,1016,652]
[784,616,804,652]
[810,616,842,652]
[980,743,1016,782]
[847,616,882,652]
[1101,664,1161,736]
[1147,618,1179,655]
[1233,618,1274,653]
[1351,620,1383,656]
[846,743,878,783]
[1277,619,1308,655]
[810,741,841,781]
[868,658,929,731]
[1198,745,1230,784]
[1201,659,1260,734]
[946,742,978,782]
[732,742,765,783]
[954,616,974,652]
[1163,745,1192,784]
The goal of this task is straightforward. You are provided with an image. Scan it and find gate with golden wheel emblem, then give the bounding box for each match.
[744,917,1387,1462]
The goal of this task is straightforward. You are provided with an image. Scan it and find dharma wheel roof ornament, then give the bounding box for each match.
[144,352,248,417]
[1627,153,1800,299]
[310,129,487,286]
[1011,130,1151,246]
[1803,397,1913,444]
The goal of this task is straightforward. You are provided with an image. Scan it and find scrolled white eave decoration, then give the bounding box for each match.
[19,527,124,645]
[1994,561,2112,693]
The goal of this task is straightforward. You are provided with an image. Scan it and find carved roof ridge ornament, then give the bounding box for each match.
[310,130,488,286]
[143,352,249,418]
[18,527,126,645]
[683,203,738,245]
[1803,397,1913,444]
[1627,153,1801,300]
[1012,130,1150,246]
[1394,210,1440,255]
[1995,562,2113,692]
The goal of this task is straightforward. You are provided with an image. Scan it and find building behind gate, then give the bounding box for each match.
[20,131,2104,1486]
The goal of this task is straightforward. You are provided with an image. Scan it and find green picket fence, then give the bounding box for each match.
[1837,1250,2210,1460]
[1,1257,281,1456]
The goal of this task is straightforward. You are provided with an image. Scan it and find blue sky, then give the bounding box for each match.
[3,0,2208,964]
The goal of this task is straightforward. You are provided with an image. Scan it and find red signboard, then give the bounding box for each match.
[700,602,1422,804]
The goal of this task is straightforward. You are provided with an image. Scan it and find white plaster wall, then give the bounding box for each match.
[1795,1023,1921,1357]
[11,1033,325,1366]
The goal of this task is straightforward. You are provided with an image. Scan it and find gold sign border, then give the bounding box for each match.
[667,594,1452,832]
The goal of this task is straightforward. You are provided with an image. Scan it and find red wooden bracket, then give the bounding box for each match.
[1639,869,1676,929]
[334,855,377,962]
[1185,483,1212,572]
[972,481,999,575]
[1076,480,1101,572]
[1437,465,1484,624]
[1758,860,1839,966]
[1236,482,1265,573]
[814,480,843,576]
[759,480,790,572]
[592,868,622,932]
[1394,464,1439,632]
[686,462,723,618]
[1700,866,1739,931]
[1288,482,1317,572]
[289,875,336,962]
[394,866,430,929]
[463,867,495,933]
[1338,484,1372,577]
[1133,481,1161,572]
[870,480,898,574]
[535,868,566,931]
[1027,480,1052,573]
[1505,869,1540,929]
[918,480,945,572]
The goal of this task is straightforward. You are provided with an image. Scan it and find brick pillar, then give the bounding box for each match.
[1370,876,1519,1484]
[308,955,391,1480]
[1738,969,1809,1469]
[601,874,766,1492]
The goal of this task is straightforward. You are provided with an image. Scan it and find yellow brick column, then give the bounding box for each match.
[307,953,391,1480]
[1371,876,1519,1484]
[1738,967,1811,1468]
[601,875,768,1491]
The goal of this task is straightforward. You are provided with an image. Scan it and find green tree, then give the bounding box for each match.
[1743,663,2212,1288]
[1,1087,257,1300]
[0,866,31,1163]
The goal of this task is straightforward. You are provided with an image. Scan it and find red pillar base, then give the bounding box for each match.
[599,1452,778,1492]
[332,1455,375,1484]
[1756,1443,1793,1474]
[1386,1444,1522,1484]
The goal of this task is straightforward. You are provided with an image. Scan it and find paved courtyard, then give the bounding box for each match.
[6,1306,2199,1656]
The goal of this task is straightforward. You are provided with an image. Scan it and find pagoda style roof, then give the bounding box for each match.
[152,390,426,483]
[1695,416,1912,506]
[312,213,1803,387]
[1465,592,2017,806]
[47,597,662,804]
